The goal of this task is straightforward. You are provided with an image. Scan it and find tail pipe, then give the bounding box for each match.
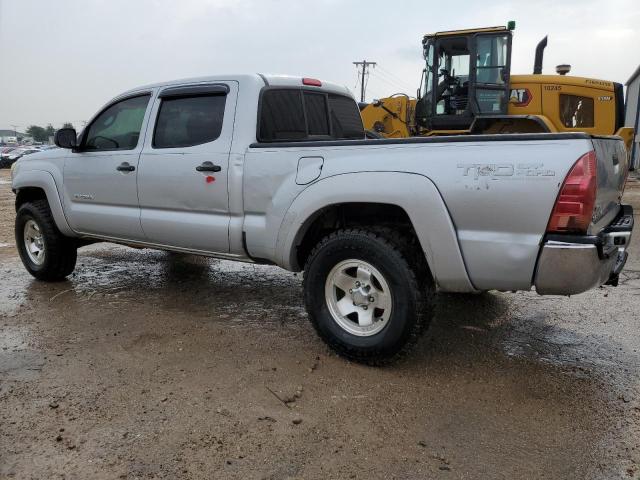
[533,36,548,74]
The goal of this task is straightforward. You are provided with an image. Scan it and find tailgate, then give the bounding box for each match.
[589,136,629,235]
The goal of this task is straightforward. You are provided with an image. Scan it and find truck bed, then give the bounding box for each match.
[247,132,628,292]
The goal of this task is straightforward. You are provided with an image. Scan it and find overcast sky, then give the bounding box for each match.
[1,0,639,129]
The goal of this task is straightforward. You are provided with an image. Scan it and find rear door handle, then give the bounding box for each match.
[116,162,135,172]
[196,161,222,172]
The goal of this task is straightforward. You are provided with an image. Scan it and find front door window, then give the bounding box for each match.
[83,95,150,151]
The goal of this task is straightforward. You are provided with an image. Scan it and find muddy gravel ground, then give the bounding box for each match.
[1,168,640,479]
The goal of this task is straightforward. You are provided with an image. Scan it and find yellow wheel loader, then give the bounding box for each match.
[360,24,634,152]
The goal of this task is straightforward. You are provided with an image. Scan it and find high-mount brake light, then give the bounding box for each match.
[546,151,597,234]
[302,78,322,87]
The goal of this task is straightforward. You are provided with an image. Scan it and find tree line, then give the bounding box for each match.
[25,123,75,142]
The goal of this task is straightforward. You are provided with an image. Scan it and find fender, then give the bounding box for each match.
[276,171,476,293]
[12,169,76,237]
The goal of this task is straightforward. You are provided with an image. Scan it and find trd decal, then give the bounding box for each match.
[457,163,556,180]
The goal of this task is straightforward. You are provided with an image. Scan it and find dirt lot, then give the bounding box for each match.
[1,168,640,479]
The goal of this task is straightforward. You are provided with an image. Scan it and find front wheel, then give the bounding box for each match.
[15,200,77,281]
[303,228,434,364]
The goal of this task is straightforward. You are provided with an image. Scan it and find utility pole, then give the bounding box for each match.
[10,124,19,141]
[353,60,376,102]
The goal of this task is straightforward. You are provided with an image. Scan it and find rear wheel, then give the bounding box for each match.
[15,200,77,281]
[303,228,434,364]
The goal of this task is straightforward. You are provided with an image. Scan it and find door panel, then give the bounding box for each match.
[137,82,238,253]
[63,150,144,239]
[63,93,153,240]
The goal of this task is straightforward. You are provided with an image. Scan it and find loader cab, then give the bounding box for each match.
[416,27,513,132]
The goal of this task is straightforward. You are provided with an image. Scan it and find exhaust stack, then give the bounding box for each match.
[533,36,548,74]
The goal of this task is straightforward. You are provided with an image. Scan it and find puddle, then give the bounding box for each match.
[0,325,44,381]
[0,270,28,316]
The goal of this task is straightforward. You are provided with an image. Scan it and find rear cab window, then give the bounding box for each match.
[258,88,364,142]
[327,94,365,139]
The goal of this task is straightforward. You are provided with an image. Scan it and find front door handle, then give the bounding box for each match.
[196,161,222,173]
[116,162,135,172]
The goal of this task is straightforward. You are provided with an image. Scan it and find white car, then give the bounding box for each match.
[1,148,41,168]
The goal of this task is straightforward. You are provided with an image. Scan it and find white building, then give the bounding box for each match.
[626,66,640,169]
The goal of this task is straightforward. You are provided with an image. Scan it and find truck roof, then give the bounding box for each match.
[118,73,353,99]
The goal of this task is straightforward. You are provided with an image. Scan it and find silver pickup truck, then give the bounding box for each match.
[11,74,634,363]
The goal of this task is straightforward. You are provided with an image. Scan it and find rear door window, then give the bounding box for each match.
[153,94,226,148]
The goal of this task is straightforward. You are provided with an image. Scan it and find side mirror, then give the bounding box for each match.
[54,128,78,149]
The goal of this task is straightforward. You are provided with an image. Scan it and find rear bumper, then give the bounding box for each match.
[534,205,633,295]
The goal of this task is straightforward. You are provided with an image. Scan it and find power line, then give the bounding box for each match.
[376,65,416,91]
[373,69,415,92]
[369,71,412,95]
[365,86,388,101]
[353,60,377,102]
[364,68,370,100]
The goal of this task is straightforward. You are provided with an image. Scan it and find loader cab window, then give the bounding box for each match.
[421,43,435,115]
[417,30,512,130]
[417,36,473,130]
[476,35,508,84]
[416,42,436,124]
[559,94,594,128]
[435,37,471,116]
[474,34,510,114]
[416,36,474,131]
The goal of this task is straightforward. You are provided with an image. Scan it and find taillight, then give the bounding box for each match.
[546,151,597,234]
[302,77,322,87]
